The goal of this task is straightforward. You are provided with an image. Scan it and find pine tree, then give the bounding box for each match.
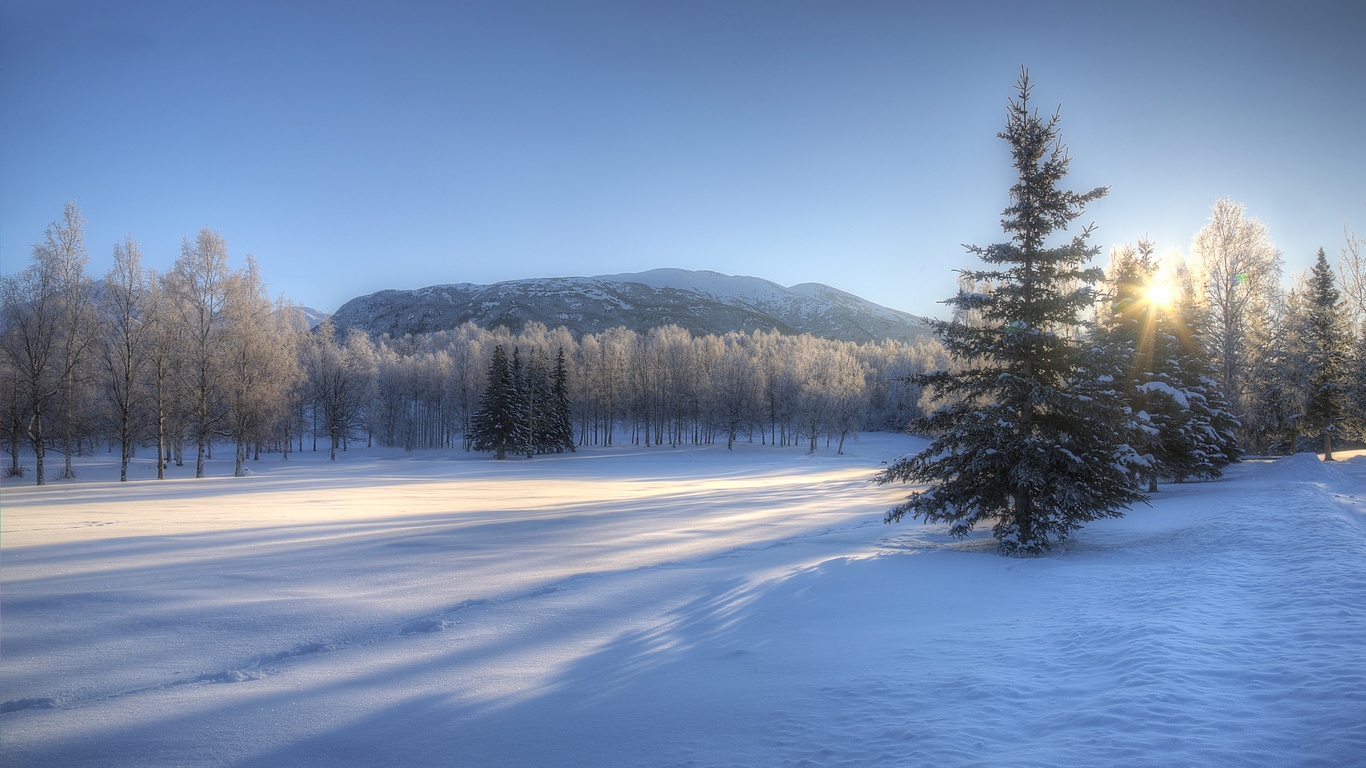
[468,345,519,460]
[1302,248,1350,459]
[876,70,1145,556]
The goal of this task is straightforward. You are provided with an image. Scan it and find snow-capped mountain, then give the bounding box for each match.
[299,306,332,329]
[327,268,934,343]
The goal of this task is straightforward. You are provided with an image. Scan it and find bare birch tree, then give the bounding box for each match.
[1190,198,1283,414]
[169,228,232,477]
[98,236,151,481]
[222,256,304,476]
[141,271,182,478]
[0,202,96,484]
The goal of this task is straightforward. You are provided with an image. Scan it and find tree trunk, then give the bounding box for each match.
[156,410,166,480]
[196,440,206,478]
[235,438,246,477]
[10,427,20,476]
[1324,430,1335,462]
[30,411,46,486]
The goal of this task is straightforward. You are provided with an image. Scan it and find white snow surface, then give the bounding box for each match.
[2,437,1364,767]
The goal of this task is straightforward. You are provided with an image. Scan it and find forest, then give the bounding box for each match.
[2,195,1363,489]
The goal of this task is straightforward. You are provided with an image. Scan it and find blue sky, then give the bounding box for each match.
[3,0,1363,317]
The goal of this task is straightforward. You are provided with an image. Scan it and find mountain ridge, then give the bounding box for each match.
[327,268,935,344]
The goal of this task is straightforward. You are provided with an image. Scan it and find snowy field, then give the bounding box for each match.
[2,434,1364,767]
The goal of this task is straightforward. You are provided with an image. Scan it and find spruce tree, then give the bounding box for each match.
[1092,242,1163,491]
[523,347,558,456]
[1157,290,1241,476]
[876,70,1145,556]
[1095,241,1239,488]
[1167,264,1242,467]
[1302,248,1350,459]
[468,345,519,459]
[550,347,576,453]
[510,347,535,458]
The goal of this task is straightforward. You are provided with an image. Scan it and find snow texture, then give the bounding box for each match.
[2,437,1364,767]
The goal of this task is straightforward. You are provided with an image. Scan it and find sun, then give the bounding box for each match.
[1146,280,1175,308]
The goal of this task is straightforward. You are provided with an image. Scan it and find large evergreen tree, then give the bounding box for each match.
[876,70,1145,555]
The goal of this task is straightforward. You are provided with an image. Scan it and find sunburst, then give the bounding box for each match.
[1146,280,1175,308]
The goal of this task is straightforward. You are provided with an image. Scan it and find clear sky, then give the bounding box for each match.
[3,0,1363,318]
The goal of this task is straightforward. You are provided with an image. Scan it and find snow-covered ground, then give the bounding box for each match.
[2,435,1364,767]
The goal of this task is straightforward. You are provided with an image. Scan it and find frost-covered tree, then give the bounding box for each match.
[876,70,1145,555]
[98,236,151,481]
[169,228,233,477]
[1337,219,1365,335]
[1190,198,1282,417]
[0,202,97,484]
[1243,282,1309,453]
[710,334,759,450]
[1334,225,1366,443]
[303,323,376,460]
[792,338,866,454]
[140,270,183,477]
[222,257,304,476]
[49,205,99,480]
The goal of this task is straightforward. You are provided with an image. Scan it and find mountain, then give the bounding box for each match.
[300,306,332,329]
[327,268,935,344]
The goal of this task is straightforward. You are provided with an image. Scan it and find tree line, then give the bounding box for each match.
[316,317,946,459]
[3,180,1361,499]
[0,208,947,483]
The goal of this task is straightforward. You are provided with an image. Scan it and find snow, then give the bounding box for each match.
[2,438,1364,767]
[1136,380,1191,408]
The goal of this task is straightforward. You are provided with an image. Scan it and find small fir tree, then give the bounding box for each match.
[876,70,1146,556]
[1301,248,1350,459]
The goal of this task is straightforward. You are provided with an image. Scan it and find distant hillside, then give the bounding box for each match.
[300,306,332,329]
[327,268,934,344]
